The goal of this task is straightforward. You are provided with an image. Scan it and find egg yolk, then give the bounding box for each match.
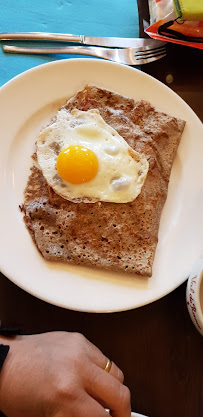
[56,145,98,184]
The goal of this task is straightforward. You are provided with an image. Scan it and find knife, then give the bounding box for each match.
[0,32,164,48]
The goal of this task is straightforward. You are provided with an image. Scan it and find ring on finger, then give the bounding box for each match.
[104,358,112,373]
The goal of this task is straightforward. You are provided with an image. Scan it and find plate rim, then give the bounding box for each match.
[0,57,202,125]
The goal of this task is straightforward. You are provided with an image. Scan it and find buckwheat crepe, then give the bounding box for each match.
[22,86,185,276]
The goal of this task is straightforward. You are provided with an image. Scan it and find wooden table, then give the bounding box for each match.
[0,1,202,416]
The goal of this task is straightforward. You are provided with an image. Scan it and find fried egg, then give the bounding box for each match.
[36,108,149,203]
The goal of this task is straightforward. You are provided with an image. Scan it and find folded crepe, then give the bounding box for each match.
[22,86,185,276]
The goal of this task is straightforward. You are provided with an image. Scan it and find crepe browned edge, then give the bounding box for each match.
[22,86,186,276]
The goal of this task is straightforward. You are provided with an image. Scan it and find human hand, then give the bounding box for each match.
[0,331,131,417]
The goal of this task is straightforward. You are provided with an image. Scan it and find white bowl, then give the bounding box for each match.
[186,259,203,336]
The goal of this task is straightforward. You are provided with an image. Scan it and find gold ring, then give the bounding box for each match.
[104,358,112,373]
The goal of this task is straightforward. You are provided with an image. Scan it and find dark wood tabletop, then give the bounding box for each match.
[0,2,202,417]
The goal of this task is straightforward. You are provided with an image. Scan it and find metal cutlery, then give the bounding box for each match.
[0,32,165,48]
[2,44,167,66]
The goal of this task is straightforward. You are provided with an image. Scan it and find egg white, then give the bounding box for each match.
[36,108,149,203]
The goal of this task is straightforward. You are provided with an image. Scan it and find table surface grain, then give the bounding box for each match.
[0,1,203,417]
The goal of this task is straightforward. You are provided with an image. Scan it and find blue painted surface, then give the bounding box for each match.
[0,0,139,86]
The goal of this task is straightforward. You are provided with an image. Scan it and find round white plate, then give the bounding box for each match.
[0,59,202,313]
[132,413,147,417]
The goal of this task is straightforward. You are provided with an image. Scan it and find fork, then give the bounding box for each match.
[2,44,167,65]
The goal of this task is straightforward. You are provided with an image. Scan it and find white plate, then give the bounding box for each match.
[0,59,202,313]
[132,413,148,417]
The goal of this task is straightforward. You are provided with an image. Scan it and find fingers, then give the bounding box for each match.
[83,337,124,383]
[105,360,124,383]
[76,394,110,417]
[85,364,131,417]
[72,335,130,416]
[56,332,129,416]
[55,391,110,417]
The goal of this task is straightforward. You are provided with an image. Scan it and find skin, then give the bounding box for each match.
[0,332,131,417]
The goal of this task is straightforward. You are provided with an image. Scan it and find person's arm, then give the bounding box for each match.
[0,332,131,417]
[0,340,10,373]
